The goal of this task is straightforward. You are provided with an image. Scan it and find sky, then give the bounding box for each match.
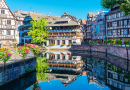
[6,0,106,19]
[26,76,111,90]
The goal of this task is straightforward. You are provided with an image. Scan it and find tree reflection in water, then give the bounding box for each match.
[32,54,49,90]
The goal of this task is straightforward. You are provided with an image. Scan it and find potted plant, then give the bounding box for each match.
[82,41,85,45]
[112,66,116,71]
[112,40,115,45]
[98,60,101,63]
[104,40,107,45]
[68,43,72,46]
[76,34,81,37]
[117,69,122,75]
[124,74,130,82]
[107,40,111,44]
[116,40,121,45]
[104,62,107,66]
[68,54,71,56]
[62,44,65,46]
[73,57,76,59]
[124,40,129,46]
[98,41,101,45]
[90,41,94,45]
[91,58,94,61]
[108,64,111,69]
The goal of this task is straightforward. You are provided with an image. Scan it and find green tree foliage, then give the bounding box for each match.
[36,55,49,81]
[101,0,130,15]
[28,18,49,45]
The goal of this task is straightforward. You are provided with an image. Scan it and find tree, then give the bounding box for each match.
[101,0,130,15]
[28,18,49,45]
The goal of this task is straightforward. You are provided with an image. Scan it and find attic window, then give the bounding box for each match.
[1,10,5,14]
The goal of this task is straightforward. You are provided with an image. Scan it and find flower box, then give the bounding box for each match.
[76,34,81,37]
[68,44,72,46]
[62,44,65,46]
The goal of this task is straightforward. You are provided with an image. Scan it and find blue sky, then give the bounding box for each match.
[26,76,111,90]
[6,0,106,19]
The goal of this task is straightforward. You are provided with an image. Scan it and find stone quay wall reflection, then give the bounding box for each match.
[71,45,130,60]
[0,57,36,86]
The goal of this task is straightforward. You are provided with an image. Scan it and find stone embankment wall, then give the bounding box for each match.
[0,57,36,86]
[71,45,130,60]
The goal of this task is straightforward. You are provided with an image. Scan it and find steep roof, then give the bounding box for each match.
[61,12,79,23]
[88,12,96,17]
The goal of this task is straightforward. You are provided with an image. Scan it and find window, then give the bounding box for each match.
[119,21,123,26]
[6,30,11,35]
[124,29,128,35]
[1,10,5,14]
[124,20,127,25]
[117,30,120,35]
[7,20,11,25]
[116,13,119,18]
[108,31,111,35]
[57,54,60,59]
[120,12,123,17]
[62,40,65,44]
[57,40,60,45]
[62,55,65,60]
[69,40,71,44]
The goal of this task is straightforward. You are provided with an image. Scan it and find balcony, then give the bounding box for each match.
[0,35,15,40]
[47,29,77,32]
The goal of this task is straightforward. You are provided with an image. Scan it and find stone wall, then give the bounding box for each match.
[0,57,36,86]
[71,45,130,60]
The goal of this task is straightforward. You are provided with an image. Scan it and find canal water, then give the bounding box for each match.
[0,50,130,90]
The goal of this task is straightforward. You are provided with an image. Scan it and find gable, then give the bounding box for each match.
[0,0,15,19]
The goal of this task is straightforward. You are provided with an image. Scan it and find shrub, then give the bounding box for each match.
[90,41,94,45]
[98,41,101,45]
[91,58,94,61]
[17,46,30,59]
[124,40,129,46]
[104,40,107,44]
[26,44,41,56]
[107,40,111,44]
[0,48,12,67]
[82,41,85,45]
[112,40,115,45]
[116,40,121,45]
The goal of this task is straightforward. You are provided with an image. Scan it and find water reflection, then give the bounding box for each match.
[0,50,130,90]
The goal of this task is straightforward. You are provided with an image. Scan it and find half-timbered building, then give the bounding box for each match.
[0,0,16,44]
[106,5,130,41]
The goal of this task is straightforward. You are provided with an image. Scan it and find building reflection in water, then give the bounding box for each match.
[46,50,84,87]
[85,56,130,90]
[46,51,130,90]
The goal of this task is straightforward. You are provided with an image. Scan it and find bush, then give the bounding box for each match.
[82,41,85,45]
[17,45,30,59]
[98,41,101,45]
[104,40,107,44]
[107,40,111,44]
[26,44,41,56]
[90,41,94,45]
[116,40,121,45]
[112,40,115,45]
[124,40,129,45]
[0,48,12,67]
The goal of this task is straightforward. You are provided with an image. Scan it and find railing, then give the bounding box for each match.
[82,40,130,48]
[47,29,77,32]
[0,35,15,40]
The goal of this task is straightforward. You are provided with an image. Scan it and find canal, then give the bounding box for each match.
[0,50,130,90]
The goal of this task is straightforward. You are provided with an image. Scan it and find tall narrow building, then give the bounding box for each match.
[0,0,16,44]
